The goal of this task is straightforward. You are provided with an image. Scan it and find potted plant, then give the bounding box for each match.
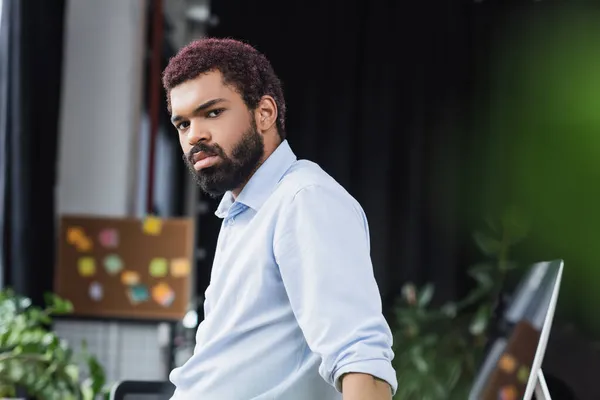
[391,208,529,399]
[0,289,107,400]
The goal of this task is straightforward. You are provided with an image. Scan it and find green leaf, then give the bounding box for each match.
[467,263,495,289]
[65,364,80,382]
[401,283,418,305]
[440,302,457,318]
[484,216,500,234]
[422,334,439,347]
[86,354,107,393]
[0,290,106,399]
[6,360,25,382]
[440,303,458,318]
[18,296,32,310]
[445,359,463,389]
[81,378,95,400]
[418,284,435,308]
[409,347,429,373]
[44,292,73,314]
[472,231,502,256]
[44,292,58,307]
[469,304,491,335]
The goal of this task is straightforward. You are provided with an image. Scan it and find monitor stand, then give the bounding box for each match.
[534,369,552,400]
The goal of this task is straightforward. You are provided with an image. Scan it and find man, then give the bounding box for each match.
[163,38,397,400]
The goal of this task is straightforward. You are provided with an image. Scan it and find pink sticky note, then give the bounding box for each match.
[98,228,119,249]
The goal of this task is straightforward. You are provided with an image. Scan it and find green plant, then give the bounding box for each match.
[392,208,529,399]
[0,289,107,400]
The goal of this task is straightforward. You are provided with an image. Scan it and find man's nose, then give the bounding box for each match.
[187,122,211,145]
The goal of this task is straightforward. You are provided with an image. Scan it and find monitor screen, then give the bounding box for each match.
[469,260,563,400]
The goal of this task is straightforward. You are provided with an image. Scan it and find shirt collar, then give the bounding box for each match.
[215,140,297,219]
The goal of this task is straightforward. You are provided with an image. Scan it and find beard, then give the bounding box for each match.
[183,121,264,198]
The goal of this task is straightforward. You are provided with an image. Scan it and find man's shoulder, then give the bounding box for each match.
[275,160,360,210]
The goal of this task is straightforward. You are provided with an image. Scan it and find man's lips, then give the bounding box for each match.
[191,151,219,171]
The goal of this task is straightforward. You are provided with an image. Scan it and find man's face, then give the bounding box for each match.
[170,70,264,197]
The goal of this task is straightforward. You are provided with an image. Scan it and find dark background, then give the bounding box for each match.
[197,0,497,312]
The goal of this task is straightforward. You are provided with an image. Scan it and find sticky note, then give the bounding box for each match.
[121,270,140,286]
[149,258,168,277]
[103,254,123,275]
[498,385,517,400]
[170,258,191,278]
[89,282,103,301]
[152,282,175,307]
[143,216,162,236]
[517,365,530,383]
[67,226,85,244]
[99,228,119,249]
[128,284,149,304]
[76,236,93,252]
[78,257,96,277]
[498,354,516,373]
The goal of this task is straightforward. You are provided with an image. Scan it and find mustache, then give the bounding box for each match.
[184,143,223,164]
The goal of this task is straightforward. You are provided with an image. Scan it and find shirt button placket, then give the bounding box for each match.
[220,217,235,250]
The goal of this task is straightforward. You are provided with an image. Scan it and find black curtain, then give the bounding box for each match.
[201,0,496,311]
[1,0,65,305]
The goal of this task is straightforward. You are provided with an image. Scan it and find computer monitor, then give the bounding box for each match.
[469,259,564,400]
[109,381,175,400]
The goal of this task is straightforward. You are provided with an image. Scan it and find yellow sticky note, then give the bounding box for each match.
[121,270,140,286]
[78,257,96,277]
[517,365,530,384]
[143,216,162,236]
[149,258,168,277]
[170,258,191,278]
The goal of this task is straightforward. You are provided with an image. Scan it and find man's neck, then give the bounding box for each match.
[231,139,281,199]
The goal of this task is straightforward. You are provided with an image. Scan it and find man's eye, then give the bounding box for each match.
[207,108,225,118]
[177,121,190,130]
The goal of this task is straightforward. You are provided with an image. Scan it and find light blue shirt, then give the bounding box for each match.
[169,140,397,399]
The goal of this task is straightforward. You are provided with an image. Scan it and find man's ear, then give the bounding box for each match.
[255,95,278,132]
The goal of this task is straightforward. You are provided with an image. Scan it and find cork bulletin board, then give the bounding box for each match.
[54,215,194,321]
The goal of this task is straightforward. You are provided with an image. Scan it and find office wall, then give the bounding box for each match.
[54,0,170,384]
[57,0,147,217]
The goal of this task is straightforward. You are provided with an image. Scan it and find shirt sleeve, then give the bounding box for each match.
[273,184,398,395]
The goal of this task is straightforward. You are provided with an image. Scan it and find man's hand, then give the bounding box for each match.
[340,373,392,400]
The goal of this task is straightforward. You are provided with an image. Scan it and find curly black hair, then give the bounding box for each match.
[162,38,286,140]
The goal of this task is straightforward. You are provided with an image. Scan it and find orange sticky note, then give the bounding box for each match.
[121,270,140,286]
[67,226,85,244]
[498,354,517,374]
[76,236,93,252]
[152,282,174,307]
[143,216,162,236]
[78,257,96,277]
[170,258,191,278]
[499,385,517,400]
